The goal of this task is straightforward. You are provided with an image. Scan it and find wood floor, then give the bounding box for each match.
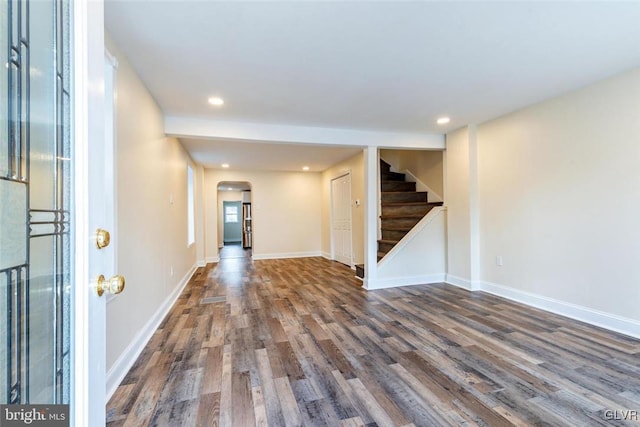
[107,248,640,426]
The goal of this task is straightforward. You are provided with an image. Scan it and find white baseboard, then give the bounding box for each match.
[478,280,640,339]
[106,263,198,402]
[252,251,323,260]
[321,251,332,260]
[365,274,446,290]
[206,256,220,263]
[445,274,472,290]
[197,260,206,267]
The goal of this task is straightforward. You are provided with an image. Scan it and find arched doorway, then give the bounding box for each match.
[217,182,252,259]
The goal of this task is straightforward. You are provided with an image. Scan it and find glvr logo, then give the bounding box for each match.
[604,409,639,421]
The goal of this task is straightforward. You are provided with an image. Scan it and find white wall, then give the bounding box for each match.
[105,34,198,381]
[321,151,365,265]
[447,67,640,334]
[374,208,447,289]
[204,169,322,261]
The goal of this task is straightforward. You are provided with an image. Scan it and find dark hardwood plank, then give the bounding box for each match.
[107,251,640,426]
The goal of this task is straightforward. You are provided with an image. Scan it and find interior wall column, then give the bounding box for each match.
[364,146,378,289]
[468,124,481,290]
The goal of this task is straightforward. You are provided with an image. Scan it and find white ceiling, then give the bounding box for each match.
[105,1,640,170]
[217,181,251,192]
[181,137,362,172]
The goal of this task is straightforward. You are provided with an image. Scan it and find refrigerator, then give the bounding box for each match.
[242,203,252,248]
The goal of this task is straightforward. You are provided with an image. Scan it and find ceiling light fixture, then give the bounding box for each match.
[437,117,451,125]
[302,166,310,171]
[221,163,229,168]
[208,97,224,106]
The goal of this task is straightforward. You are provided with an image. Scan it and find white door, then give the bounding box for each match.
[331,173,352,266]
[74,1,115,425]
[1,0,112,423]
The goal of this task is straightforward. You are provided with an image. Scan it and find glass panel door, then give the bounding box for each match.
[1,0,71,404]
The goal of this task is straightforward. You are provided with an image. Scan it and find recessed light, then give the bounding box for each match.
[221,163,229,168]
[302,166,310,171]
[208,97,224,106]
[437,117,450,125]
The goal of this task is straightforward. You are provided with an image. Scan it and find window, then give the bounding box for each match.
[225,205,238,223]
[187,164,195,245]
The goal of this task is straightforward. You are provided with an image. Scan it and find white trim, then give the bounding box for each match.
[478,280,640,339]
[105,263,198,401]
[104,47,119,68]
[165,116,445,150]
[321,251,332,260]
[197,260,207,267]
[72,0,91,422]
[252,251,323,260]
[445,274,472,290]
[206,256,220,263]
[400,169,443,203]
[366,274,446,290]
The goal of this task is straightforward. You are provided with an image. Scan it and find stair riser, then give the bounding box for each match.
[381,229,408,241]
[380,171,406,182]
[380,160,391,174]
[381,217,422,228]
[381,181,416,192]
[381,192,427,203]
[382,204,434,216]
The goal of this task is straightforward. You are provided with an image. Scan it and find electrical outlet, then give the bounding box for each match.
[496,256,503,267]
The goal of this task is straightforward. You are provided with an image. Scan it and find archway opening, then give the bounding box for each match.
[216,181,252,259]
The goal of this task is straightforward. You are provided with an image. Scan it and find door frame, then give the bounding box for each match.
[330,171,353,268]
[222,200,243,244]
[73,0,108,425]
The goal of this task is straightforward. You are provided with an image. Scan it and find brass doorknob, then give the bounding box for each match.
[96,228,111,249]
[96,274,125,297]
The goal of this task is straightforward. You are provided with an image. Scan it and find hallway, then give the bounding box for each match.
[106,254,640,426]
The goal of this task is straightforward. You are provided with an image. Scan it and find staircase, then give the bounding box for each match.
[355,159,443,279]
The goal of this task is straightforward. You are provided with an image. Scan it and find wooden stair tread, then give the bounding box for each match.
[381,201,431,207]
[378,239,400,244]
[381,225,413,230]
[381,191,427,194]
[380,213,425,219]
